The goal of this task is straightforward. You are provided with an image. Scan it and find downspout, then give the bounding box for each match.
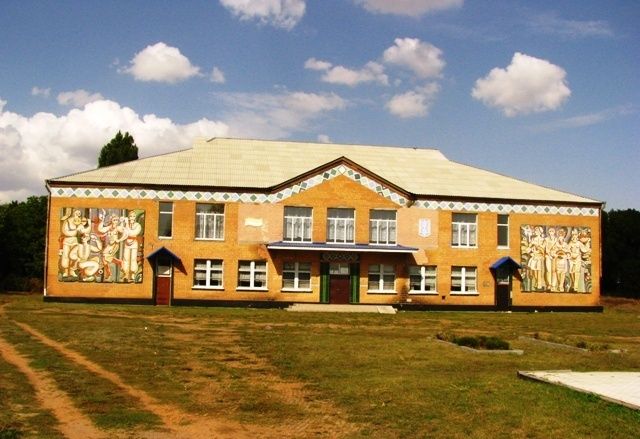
[43,180,52,297]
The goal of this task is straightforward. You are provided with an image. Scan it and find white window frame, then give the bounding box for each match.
[497,214,509,248]
[369,210,397,245]
[282,262,312,292]
[451,213,477,248]
[367,264,396,293]
[237,260,268,291]
[195,204,224,240]
[327,208,355,244]
[409,265,437,294]
[451,266,478,294]
[158,201,173,239]
[284,207,312,242]
[193,259,223,289]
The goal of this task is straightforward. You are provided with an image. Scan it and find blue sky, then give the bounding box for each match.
[1,0,638,209]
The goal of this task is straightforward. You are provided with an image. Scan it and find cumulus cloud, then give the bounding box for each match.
[305,58,388,86]
[383,38,445,79]
[355,0,463,17]
[218,90,347,138]
[220,0,306,30]
[471,52,571,116]
[210,67,226,84]
[31,87,51,98]
[122,42,201,83]
[386,83,440,118]
[57,89,105,108]
[0,98,229,203]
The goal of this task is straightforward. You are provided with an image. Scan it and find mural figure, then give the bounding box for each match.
[58,207,145,283]
[520,225,591,293]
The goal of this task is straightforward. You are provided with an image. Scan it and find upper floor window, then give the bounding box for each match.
[158,202,173,238]
[195,204,224,240]
[193,259,223,289]
[409,265,437,294]
[497,214,509,248]
[327,208,355,244]
[238,260,267,290]
[369,210,397,245]
[284,207,312,242]
[282,262,311,291]
[452,213,477,248]
[451,266,477,294]
[368,264,395,293]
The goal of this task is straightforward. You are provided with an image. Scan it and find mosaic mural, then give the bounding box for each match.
[520,225,592,293]
[58,208,145,283]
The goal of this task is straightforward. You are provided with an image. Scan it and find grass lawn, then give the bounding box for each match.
[1,293,639,438]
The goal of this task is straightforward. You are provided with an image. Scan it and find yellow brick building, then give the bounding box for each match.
[45,138,602,310]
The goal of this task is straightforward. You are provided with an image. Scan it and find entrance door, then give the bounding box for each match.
[155,255,172,305]
[495,266,511,310]
[329,263,351,304]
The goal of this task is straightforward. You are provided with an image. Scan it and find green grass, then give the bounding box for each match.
[1,294,639,438]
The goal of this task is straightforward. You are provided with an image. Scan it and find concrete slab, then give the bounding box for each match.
[287,304,397,314]
[519,370,640,410]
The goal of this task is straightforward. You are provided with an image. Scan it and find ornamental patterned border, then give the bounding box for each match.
[50,163,598,216]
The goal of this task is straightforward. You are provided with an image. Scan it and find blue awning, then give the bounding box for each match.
[267,241,418,253]
[490,256,521,270]
[146,246,181,261]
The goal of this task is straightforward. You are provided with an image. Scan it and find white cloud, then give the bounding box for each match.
[305,59,388,87]
[471,52,571,117]
[220,0,306,30]
[210,67,226,84]
[383,38,445,79]
[57,89,105,108]
[218,90,347,138]
[530,13,613,38]
[386,83,440,118]
[122,42,201,84]
[533,105,635,132]
[355,0,463,17]
[317,134,332,143]
[31,87,51,98]
[0,98,229,203]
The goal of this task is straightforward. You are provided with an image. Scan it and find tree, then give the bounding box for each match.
[98,131,138,168]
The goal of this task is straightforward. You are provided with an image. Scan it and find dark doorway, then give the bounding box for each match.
[154,255,172,305]
[330,275,351,304]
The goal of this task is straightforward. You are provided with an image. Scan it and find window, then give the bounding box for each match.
[158,202,173,238]
[195,204,224,240]
[409,266,437,294]
[369,210,397,245]
[327,208,355,243]
[451,213,477,247]
[284,207,312,242]
[193,259,223,289]
[451,266,477,294]
[237,261,267,290]
[282,262,311,291]
[497,214,509,247]
[368,264,395,292]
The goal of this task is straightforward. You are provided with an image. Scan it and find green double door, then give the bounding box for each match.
[320,262,360,304]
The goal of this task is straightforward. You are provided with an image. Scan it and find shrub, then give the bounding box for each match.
[453,336,480,349]
[483,336,510,350]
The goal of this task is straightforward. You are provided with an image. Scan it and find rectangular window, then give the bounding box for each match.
[237,260,267,290]
[284,207,312,242]
[409,266,437,294]
[368,264,395,292]
[195,204,224,240]
[369,210,397,245]
[193,259,223,289]
[497,214,509,248]
[327,208,355,243]
[451,213,477,248]
[451,266,477,294]
[158,202,173,238]
[282,262,311,291]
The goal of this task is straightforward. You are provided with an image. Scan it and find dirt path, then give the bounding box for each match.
[0,332,107,439]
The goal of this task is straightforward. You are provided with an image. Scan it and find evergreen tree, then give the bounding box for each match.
[98,131,138,168]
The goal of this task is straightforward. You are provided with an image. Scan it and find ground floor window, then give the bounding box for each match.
[368,264,395,293]
[409,265,437,294]
[282,262,311,291]
[238,260,267,290]
[193,259,223,289]
[451,266,477,294]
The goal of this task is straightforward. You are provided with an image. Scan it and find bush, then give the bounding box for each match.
[482,336,510,350]
[450,335,510,350]
[453,336,480,348]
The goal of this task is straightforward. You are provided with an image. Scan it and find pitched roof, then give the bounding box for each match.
[49,137,600,204]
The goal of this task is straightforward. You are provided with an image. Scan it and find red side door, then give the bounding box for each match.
[155,256,172,305]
